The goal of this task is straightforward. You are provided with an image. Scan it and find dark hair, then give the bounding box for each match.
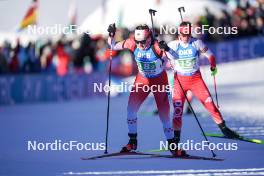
[179,21,192,27]
[135,24,150,30]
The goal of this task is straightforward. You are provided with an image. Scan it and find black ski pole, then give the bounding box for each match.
[149,9,157,39]
[148,9,170,104]
[178,7,185,22]
[104,27,115,154]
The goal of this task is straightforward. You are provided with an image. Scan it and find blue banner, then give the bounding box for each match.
[200,36,264,65]
[0,73,106,105]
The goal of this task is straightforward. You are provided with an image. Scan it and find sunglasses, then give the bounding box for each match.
[135,40,147,44]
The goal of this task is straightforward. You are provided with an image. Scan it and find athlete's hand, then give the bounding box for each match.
[107,23,116,37]
[210,67,217,76]
[158,41,170,51]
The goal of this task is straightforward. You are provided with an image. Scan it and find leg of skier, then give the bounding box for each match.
[152,71,186,156]
[190,73,239,138]
[152,71,174,140]
[121,73,150,152]
[172,74,188,144]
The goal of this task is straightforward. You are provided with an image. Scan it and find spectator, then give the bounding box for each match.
[9,51,20,73]
[256,16,264,34]
[0,46,8,73]
[55,41,70,76]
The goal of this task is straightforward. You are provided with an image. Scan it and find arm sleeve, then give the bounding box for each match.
[164,41,178,60]
[122,38,136,52]
[107,37,136,51]
[197,40,216,67]
[153,41,163,57]
[208,55,216,68]
[162,41,178,71]
[197,39,212,56]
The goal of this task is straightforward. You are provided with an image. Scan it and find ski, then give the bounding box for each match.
[205,133,264,145]
[81,151,223,161]
[150,154,223,161]
[81,151,153,160]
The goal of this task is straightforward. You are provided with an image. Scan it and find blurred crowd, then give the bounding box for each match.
[0,0,263,75]
[195,0,264,41]
[0,33,135,76]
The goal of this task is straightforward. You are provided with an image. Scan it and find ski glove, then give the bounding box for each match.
[158,41,170,51]
[107,23,116,37]
[210,67,217,76]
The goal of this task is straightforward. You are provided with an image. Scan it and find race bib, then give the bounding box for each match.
[176,57,196,70]
[137,62,156,70]
[137,60,163,77]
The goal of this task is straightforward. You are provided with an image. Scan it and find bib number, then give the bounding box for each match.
[137,62,156,71]
[177,58,196,69]
[137,60,163,77]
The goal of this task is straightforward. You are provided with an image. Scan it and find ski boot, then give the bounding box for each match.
[120,133,137,152]
[218,121,240,138]
[167,138,187,157]
[174,130,181,144]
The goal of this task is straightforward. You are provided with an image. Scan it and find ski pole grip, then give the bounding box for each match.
[178,7,185,13]
[149,9,157,16]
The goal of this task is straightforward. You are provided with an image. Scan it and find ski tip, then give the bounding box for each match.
[251,139,262,144]
[205,132,264,144]
[204,133,223,137]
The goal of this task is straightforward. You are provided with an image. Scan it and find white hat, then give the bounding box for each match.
[134,29,150,41]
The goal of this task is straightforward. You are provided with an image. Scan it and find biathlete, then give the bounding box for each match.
[159,21,240,144]
[107,24,186,156]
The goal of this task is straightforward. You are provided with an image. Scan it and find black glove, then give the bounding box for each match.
[107,23,116,37]
[158,41,170,51]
